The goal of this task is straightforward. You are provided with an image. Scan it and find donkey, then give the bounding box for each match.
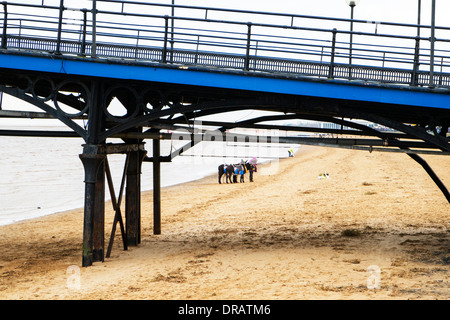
[236,162,257,183]
[218,164,235,184]
[234,164,246,183]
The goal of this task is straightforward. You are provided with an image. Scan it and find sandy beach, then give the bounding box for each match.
[0,145,448,300]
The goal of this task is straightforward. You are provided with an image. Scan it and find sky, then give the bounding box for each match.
[12,0,450,29]
[2,0,450,126]
[113,0,447,27]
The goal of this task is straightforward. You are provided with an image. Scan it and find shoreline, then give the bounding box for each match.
[0,145,448,300]
[1,155,286,228]
[0,145,292,228]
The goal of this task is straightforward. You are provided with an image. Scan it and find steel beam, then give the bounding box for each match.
[0,129,80,138]
[408,153,450,203]
[182,119,413,139]
[0,110,58,119]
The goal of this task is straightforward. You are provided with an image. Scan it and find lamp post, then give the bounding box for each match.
[417,0,421,37]
[345,0,359,79]
[56,0,64,55]
[412,0,422,86]
[92,0,97,57]
[430,0,436,87]
[170,0,175,62]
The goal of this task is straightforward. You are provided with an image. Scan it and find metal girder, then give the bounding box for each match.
[0,85,87,140]
[181,116,414,140]
[408,154,450,203]
[337,106,450,152]
[100,98,276,140]
[0,129,80,138]
[295,102,450,152]
[0,110,59,119]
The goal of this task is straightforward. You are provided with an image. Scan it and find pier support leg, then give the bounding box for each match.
[80,145,106,267]
[153,138,161,235]
[125,149,147,246]
[408,153,450,204]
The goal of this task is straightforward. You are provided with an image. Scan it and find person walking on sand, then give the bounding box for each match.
[288,147,294,157]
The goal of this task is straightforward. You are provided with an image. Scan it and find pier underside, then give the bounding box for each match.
[0,66,449,266]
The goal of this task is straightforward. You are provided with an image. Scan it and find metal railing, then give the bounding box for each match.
[2,0,450,88]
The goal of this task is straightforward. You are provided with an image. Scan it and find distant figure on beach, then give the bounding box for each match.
[246,157,258,182]
[318,172,330,180]
[288,147,294,157]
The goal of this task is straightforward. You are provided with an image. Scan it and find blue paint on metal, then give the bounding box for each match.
[2,53,450,110]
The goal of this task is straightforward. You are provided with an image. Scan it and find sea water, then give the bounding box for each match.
[0,126,295,226]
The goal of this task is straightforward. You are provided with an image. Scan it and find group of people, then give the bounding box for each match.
[218,157,258,184]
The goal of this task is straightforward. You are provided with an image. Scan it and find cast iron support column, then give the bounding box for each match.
[126,151,140,246]
[125,146,147,246]
[153,138,161,235]
[80,80,106,267]
[80,145,106,267]
[125,152,138,246]
[137,148,147,243]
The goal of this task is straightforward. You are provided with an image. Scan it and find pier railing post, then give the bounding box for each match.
[411,36,420,86]
[80,9,87,56]
[1,2,8,50]
[162,16,169,64]
[80,144,106,267]
[92,0,97,57]
[244,23,252,71]
[56,0,64,55]
[328,28,337,79]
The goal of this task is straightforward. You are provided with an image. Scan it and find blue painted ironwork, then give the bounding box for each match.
[1,1,450,88]
[2,53,450,112]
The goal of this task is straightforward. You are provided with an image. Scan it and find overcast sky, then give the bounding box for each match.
[177,0,437,24]
[10,0,450,44]
[132,0,446,26]
[15,0,450,27]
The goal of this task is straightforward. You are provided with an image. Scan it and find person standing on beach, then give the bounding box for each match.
[246,157,258,182]
[288,147,294,157]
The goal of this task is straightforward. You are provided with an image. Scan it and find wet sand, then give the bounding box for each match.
[0,146,448,300]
